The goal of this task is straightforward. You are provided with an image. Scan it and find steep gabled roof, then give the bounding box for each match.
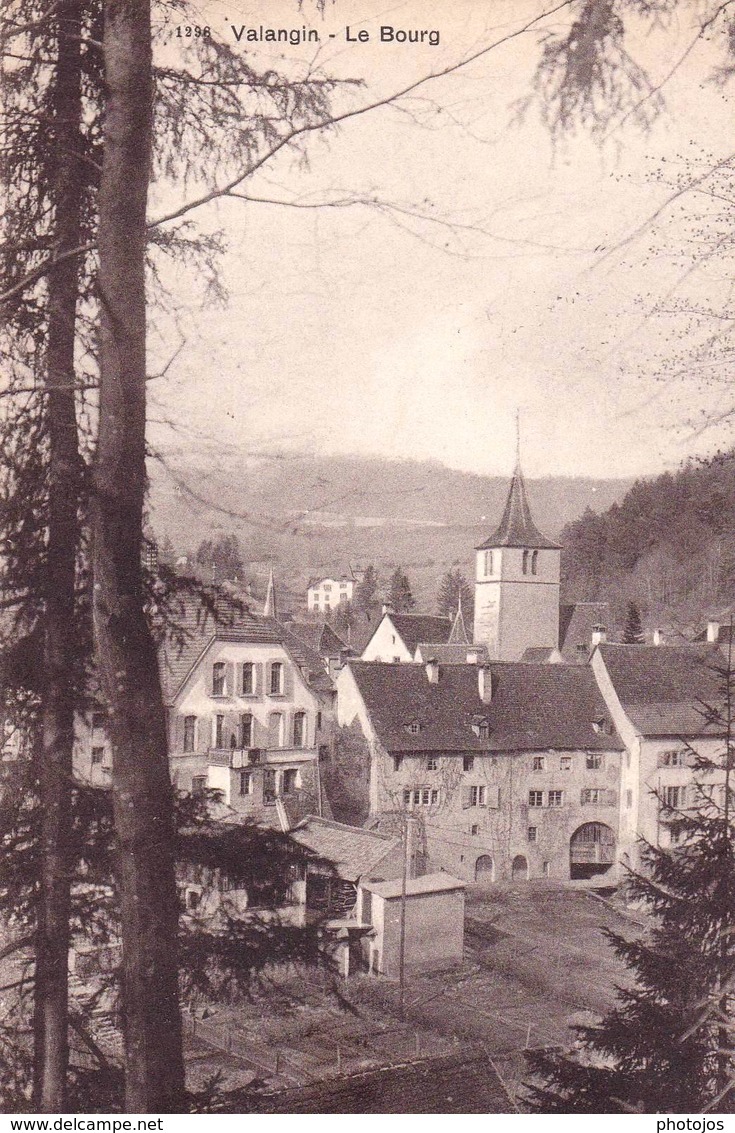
[348,660,622,752]
[596,643,726,736]
[476,464,560,551]
[287,620,347,657]
[388,613,452,654]
[559,602,611,662]
[159,601,334,704]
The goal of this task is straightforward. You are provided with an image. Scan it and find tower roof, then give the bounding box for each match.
[476,464,560,551]
[447,593,470,645]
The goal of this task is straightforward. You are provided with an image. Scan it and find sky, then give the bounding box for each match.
[147,0,735,481]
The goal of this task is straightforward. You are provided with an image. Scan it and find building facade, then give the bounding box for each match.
[307,576,355,613]
[337,659,624,884]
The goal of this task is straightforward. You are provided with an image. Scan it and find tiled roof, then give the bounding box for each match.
[287,620,347,657]
[520,646,561,664]
[389,614,452,654]
[559,602,611,662]
[476,464,560,551]
[362,872,465,897]
[415,643,489,664]
[158,601,333,704]
[597,643,726,736]
[348,660,622,752]
[290,815,399,882]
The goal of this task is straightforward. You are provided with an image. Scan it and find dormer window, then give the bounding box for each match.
[471,717,490,740]
[405,722,421,735]
[591,718,610,736]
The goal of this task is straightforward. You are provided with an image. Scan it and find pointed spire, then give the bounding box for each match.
[476,457,560,552]
[263,565,278,620]
[448,592,470,645]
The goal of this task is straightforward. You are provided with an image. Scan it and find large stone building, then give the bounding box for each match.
[337,658,624,884]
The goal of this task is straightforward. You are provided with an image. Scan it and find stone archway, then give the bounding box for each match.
[511,854,528,881]
[570,822,615,880]
[474,854,494,883]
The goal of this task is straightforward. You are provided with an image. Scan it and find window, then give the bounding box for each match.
[91,711,106,730]
[484,550,494,576]
[406,722,421,735]
[522,549,529,575]
[528,790,544,808]
[626,788,633,808]
[659,749,686,767]
[293,711,306,748]
[586,752,603,770]
[560,756,572,771]
[91,746,105,765]
[580,787,614,806]
[269,713,285,748]
[531,550,538,575]
[183,715,196,752]
[393,755,403,773]
[214,714,225,749]
[548,790,564,808]
[405,786,439,807]
[469,785,487,807]
[269,662,284,695]
[240,713,253,749]
[542,860,550,877]
[241,662,255,695]
[212,662,226,697]
[263,769,277,804]
[239,771,252,796]
[527,826,537,843]
[324,583,332,592]
[282,768,298,795]
[463,755,474,772]
[471,719,490,739]
[471,824,479,835]
[662,785,686,809]
[532,755,545,772]
[317,711,322,729]
[191,776,206,796]
[427,756,439,771]
[186,888,201,911]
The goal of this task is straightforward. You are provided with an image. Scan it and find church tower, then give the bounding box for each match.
[473,463,561,660]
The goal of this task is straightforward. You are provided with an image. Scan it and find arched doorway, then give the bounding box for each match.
[474,854,494,883]
[511,854,528,881]
[570,822,615,880]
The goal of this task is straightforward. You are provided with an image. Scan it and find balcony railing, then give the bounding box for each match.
[207,747,315,768]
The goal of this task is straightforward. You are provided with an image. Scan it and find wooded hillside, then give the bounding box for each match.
[561,451,735,635]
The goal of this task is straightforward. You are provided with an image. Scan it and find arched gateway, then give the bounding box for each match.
[570,822,615,880]
[474,855,494,882]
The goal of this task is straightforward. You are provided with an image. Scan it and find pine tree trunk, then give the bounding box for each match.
[93,0,185,1112]
[33,0,83,1110]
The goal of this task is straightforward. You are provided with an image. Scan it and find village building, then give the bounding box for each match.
[361,612,452,663]
[590,641,728,871]
[336,658,624,884]
[160,604,334,828]
[307,574,356,614]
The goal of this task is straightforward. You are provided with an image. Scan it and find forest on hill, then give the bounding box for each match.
[561,450,735,636]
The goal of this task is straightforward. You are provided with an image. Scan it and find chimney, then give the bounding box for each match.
[652,628,664,646]
[466,647,482,664]
[478,663,493,704]
[591,624,607,647]
[707,620,720,643]
[425,657,439,684]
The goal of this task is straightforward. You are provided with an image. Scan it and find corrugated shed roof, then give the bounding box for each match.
[389,614,452,653]
[348,661,622,752]
[290,815,399,881]
[597,643,726,736]
[476,464,560,551]
[362,872,465,897]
